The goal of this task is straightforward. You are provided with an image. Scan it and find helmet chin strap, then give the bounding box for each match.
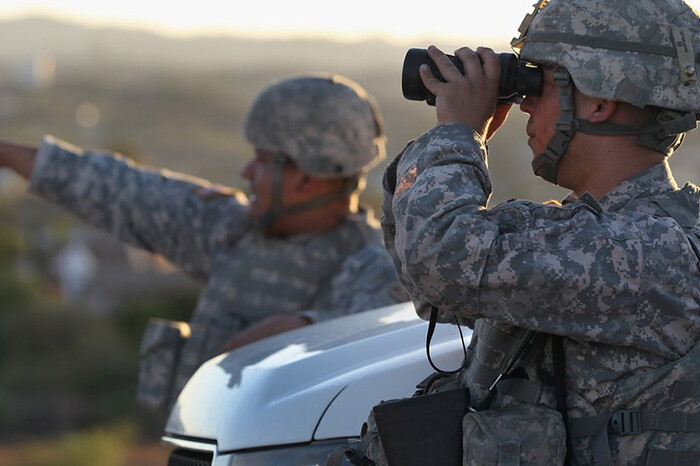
[257,152,288,230]
[531,68,577,185]
[257,152,356,232]
[531,69,698,185]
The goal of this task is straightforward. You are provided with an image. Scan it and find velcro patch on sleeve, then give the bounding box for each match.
[192,184,246,202]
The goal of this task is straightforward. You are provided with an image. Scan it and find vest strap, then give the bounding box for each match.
[568,407,700,466]
[646,448,700,466]
[569,409,700,437]
[671,380,700,399]
[495,377,542,404]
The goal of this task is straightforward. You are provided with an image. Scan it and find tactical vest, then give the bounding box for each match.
[332,198,700,465]
[468,188,700,465]
[173,211,382,395]
[471,320,700,466]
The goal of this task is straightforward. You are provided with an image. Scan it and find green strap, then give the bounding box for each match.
[531,68,576,184]
[639,411,700,433]
[258,152,358,230]
[257,152,288,229]
[646,448,700,466]
[524,32,700,64]
[568,408,700,466]
[567,414,614,466]
[575,120,646,136]
[671,380,700,398]
[575,112,696,139]
[569,410,700,437]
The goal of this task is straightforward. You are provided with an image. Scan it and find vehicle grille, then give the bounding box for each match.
[168,448,213,466]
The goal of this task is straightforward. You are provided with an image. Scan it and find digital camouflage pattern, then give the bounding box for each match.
[137,319,190,411]
[513,0,700,112]
[462,404,566,465]
[30,136,407,407]
[244,74,386,178]
[382,123,700,464]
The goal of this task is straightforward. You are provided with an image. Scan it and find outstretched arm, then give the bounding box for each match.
[218,314,312,353]
[25,136,249,280]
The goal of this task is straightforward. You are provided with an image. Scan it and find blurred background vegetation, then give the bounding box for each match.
[0,15,699,465]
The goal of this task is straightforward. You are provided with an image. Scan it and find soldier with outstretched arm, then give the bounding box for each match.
[0,74,408,412]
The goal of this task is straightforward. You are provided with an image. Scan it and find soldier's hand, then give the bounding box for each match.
[420,45,500,138]
[0,140,38,179]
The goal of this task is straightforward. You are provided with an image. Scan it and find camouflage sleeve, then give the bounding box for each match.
[28,136,250,280]
[387,124,654,346]
[385,124,494,325]
[298,244,409,323]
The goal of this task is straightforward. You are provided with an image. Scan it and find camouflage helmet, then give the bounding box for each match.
[512,0,700,112]
[244,74,386,178]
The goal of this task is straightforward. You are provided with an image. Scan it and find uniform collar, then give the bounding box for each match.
[596,162,678,212]
[263,207,374,243]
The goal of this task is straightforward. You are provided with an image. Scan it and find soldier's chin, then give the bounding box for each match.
[246,194,259,214]
[246,201,267,219]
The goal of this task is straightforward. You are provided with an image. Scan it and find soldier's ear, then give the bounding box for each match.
[574,89,618,124]
[590,99,618,123]
[293,173,324,194]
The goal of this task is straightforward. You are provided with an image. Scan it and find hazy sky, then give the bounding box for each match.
[2,1,699,47]
[0,1,597,46]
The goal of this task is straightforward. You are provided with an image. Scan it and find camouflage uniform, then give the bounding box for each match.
[380,0,700,463]
[382,123,700,464]
[30,135,405,401]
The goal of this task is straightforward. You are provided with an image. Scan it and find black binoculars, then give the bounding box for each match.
[401,48,543,106]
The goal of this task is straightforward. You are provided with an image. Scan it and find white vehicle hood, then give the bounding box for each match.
[164,302,468,453]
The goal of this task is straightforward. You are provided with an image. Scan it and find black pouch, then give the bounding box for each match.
[325,307,471,466]
[372,386,469,466]
[136,318,190,412]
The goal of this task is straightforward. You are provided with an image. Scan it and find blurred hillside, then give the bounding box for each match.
[1,15,700,461]
[1,16,698,204]
[0,17,555,206]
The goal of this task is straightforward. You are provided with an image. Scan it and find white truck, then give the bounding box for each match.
[161,302,468,465]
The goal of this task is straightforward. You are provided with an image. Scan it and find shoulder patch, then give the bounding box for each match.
[192,184,246,202]
[543,199,563,207]
[395,165,418,197]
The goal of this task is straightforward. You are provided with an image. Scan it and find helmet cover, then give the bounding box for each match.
[244,74,386,178]
[512,0,700,112]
